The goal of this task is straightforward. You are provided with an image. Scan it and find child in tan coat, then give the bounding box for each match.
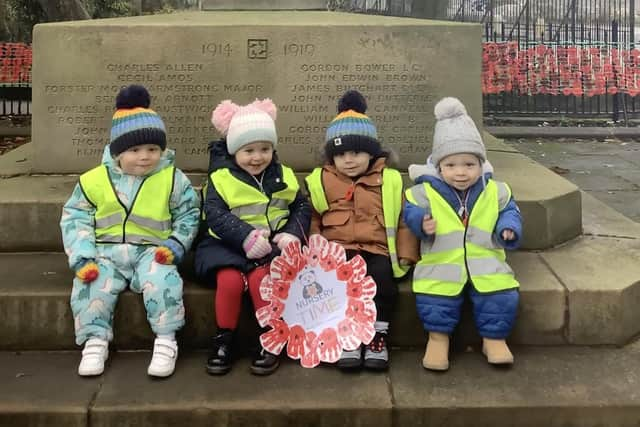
[305,90,418,371]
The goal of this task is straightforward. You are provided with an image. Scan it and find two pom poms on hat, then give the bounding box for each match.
[211,99,277,135]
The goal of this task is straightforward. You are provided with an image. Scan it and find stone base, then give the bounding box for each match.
[2,220,640,350]
[0,134,582,251]
[3,346,640,427]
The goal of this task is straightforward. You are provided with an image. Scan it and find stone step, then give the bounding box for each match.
[0,137,580,251]
[2,217,640,351]
[3,343,640,427]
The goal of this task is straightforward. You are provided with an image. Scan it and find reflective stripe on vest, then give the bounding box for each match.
[79,165,174,245]
[305,167,409,279]
[411,180,519,296]
[207,165,299,238]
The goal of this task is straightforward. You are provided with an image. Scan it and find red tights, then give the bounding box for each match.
[215,266,270,330]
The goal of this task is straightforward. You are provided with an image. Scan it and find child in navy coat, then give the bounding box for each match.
[194,99,311,376]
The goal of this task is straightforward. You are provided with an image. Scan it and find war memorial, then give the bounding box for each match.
[1,3,640,426]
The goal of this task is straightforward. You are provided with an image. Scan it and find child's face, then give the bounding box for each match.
[234,141,274,176]
[118,144,162,176]
[333,151,372,178]
[438,153,483,191]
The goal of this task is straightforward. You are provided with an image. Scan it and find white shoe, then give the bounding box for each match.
[147,338,178,377]
[78,338,109,376]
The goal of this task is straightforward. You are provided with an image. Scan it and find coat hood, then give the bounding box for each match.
[408,155,494,185]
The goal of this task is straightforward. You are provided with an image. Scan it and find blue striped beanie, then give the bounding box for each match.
[109,85,166,157]
[325,90,381,159]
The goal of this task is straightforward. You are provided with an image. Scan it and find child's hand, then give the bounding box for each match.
[243,229,273,259]
[76,259,99,284]
[422,215,437,235]
[272,232,299,250]
[155,238,185,265]
[501,229,516,241]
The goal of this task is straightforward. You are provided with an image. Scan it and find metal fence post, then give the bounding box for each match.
[612,18,619,122]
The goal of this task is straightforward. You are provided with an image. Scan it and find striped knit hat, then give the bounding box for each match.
[211,99,277,155]
[109,85,166,157]
[324,90,381,159]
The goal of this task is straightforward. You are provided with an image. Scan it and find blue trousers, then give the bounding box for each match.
[415,284,519,339]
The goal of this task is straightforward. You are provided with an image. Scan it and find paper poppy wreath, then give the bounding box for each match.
[256,234,377,368]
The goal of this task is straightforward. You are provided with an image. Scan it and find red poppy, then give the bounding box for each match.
[286,325,306,359]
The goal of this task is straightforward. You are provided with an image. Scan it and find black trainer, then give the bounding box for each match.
[363,332,389,371]
[336,345,363,370]
[250,347,280,376]
[206,329,233,375]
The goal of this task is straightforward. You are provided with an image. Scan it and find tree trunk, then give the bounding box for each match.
[130,0,143,15]
[0,0,9,40]
[142,0,163,12]
[36,0,90,21]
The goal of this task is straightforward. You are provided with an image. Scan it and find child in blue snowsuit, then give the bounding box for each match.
[60,85,200,378]
[404,97,522,371]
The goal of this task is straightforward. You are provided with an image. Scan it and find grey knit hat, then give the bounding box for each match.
[430,97,486,166]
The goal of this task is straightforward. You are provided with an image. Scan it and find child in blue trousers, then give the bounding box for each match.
[61,85,200,377]
[404,97,522,371]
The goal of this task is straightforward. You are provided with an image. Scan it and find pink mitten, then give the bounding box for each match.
[272,232,299,250]
[243,229,272,259]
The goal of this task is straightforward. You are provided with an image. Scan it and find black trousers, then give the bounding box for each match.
[346,250,397,323]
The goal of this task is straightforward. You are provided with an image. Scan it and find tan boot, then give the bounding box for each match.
[422,332,449,371]
[482,338,514,365]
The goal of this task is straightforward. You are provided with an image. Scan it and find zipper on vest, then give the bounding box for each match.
[251,171,272,234]
[120,176,148,244]
[458,190,472,284]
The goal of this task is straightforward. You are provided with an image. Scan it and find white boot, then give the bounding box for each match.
[147,337,178,377]
[78,338,109,376]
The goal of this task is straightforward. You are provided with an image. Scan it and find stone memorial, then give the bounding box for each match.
[32,11,481,173]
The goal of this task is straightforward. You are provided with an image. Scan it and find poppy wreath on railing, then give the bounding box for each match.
[0,43,32,84]
[482,42,640,97]
[256,234,377,368]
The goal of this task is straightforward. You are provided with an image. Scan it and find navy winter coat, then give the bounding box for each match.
[194,139,311,285]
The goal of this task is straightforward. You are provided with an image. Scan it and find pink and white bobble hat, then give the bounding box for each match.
[211,98,278,155]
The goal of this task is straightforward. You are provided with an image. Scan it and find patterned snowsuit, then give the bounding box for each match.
[61,147,200,345]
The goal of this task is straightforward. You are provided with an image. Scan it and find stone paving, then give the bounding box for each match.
[504,137,640,222]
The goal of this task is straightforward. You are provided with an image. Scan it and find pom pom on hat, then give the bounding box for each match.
[211,100,239,135]
[324,89,381,160]
[337,90,367,114]
[434,97,468,120]
[211,98,278,155]
[430,96,486,166]
[251,98,277,120]
[109,84,166,158]
[115,85,151,109]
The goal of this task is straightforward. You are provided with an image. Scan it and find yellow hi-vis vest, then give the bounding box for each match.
[406,180,519,296]
[79,165,174,245]
[305,167,409,279]
[207,166,299,238]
